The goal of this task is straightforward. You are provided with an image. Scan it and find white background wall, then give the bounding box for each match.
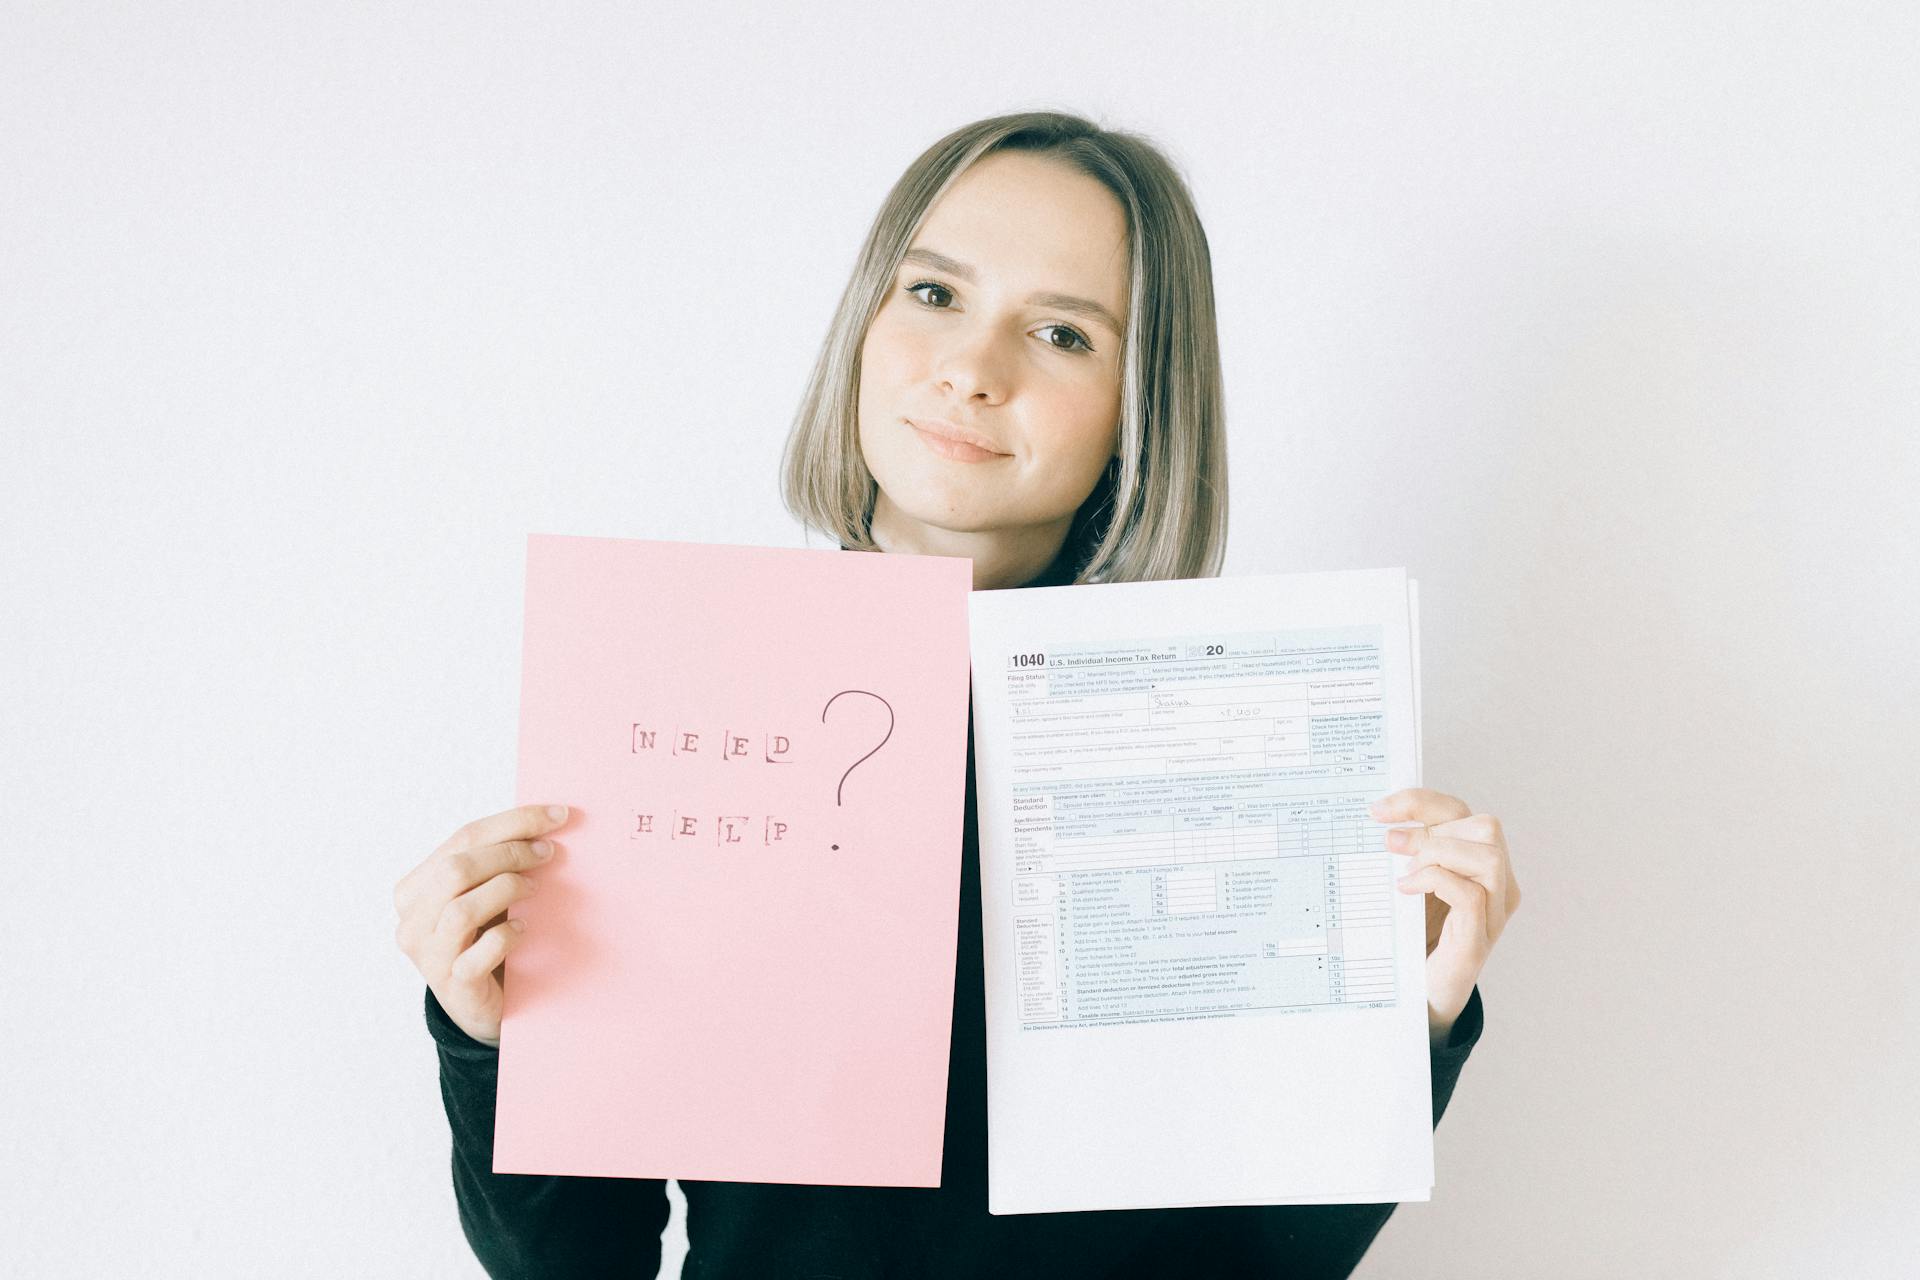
[5,4,1915,1276]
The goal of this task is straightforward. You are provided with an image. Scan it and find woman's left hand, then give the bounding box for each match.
[1372,787,1522,1044]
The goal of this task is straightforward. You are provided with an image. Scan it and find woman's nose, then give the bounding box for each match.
[933,323,1012,403]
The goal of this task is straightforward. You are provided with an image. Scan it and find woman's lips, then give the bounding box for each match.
[907,418,1010,463]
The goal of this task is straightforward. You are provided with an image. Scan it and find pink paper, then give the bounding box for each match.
[494,534,973,1186]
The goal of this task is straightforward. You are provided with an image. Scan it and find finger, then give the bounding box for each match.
[1388,829,1508,901]
[430,836,558,915]
[397,836,556,937]
[436,803,571,861]
[1397,864,1496,949]
[1398,866,1493,1015]
[1370,788,1471,828]
[448,917,528,991]
[398,836,548,953]
[1426,811,1505,848]
[397,803,568,913]
[436,867,540,946]
[420,868,542,980]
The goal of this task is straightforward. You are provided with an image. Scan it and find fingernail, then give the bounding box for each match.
[546,805,569,822]
[1369,800,1389,818]
[1386,829,1407,851]
[532,840,553,858]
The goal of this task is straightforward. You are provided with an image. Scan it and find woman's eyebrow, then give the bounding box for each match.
[901,246,1123,337]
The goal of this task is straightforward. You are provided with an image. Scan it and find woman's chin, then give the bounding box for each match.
[880,498,1007,542]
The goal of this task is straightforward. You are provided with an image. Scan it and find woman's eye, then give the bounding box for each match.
[905,281,953,308]
[905,280,1094,355]
[1038,324,1094,354]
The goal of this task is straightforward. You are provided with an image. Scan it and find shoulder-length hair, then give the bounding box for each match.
[779,109,1228,584]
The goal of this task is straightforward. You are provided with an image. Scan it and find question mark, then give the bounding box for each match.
[820,689,894,807]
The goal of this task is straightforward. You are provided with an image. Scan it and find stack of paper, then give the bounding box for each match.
[968,567,1429,1213]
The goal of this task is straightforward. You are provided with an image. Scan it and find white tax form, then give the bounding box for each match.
[968,567,1431,1214]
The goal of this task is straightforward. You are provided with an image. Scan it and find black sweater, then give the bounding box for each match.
[425,543,1485,1278]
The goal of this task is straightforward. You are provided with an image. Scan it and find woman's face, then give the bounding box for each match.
[857,149,1128,556]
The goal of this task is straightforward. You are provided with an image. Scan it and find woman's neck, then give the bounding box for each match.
[867,495,1071,591]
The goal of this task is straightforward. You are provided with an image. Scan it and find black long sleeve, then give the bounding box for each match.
[426,985,672,1279]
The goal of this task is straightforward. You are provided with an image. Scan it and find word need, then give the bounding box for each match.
[632,724,794,763]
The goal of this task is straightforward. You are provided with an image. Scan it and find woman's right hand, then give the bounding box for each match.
[393,803,571,1048]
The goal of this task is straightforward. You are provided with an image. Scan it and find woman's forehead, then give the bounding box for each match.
[910,152,1129,319]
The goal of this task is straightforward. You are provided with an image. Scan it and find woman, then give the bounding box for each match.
[396,109,1520,1279]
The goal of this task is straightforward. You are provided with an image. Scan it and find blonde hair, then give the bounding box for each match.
[780,110,1229,584]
